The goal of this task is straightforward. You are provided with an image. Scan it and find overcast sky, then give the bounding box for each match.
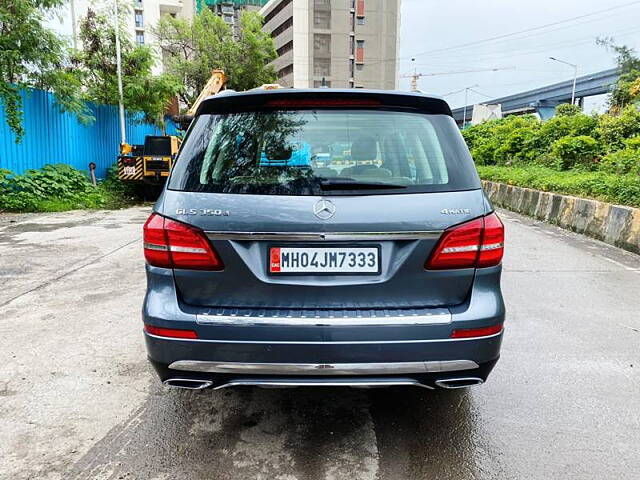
[47,1,640,111]
[398,0,640,110]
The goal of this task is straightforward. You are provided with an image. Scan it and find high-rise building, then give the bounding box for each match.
[50,1,197,74]
[259,0,400,89]
[199,0,270,36]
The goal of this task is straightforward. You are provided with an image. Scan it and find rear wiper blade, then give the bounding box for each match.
[320,179,407,190]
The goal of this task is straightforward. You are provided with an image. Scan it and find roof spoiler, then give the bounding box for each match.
[195,90,452,117]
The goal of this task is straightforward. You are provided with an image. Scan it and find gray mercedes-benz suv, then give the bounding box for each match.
[142,89,505,391]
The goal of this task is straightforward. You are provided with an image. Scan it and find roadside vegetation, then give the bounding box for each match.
[464,41,640,208]
[0,165,137,213]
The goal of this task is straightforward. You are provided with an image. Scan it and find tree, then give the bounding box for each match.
[597,38,640,111]
[72,6,180,128]
[154,9,277,109]
[0,0,91,141]
[555,103,582,117]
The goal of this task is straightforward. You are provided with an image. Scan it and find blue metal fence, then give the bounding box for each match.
[0,87,179,178]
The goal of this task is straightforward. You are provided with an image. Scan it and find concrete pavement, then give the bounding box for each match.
[0,206,639,480]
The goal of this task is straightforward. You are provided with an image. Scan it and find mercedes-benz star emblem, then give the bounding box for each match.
[313,199,336,220]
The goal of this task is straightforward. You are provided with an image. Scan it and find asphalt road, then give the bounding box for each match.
[1,206,639,480]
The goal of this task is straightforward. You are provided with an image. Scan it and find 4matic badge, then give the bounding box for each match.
[440,208,471,215]
[176,208,230,216]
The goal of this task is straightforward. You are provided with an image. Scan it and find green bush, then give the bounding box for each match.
[102,164,136,196]
[555,103,582,117]
[462,111,601,167]
[624,136,640,150]
[596,105,640,152]
[600,149,640,175]
[0,164,136,212]
[13,164,93,197]
[550,135,600,171]
[535,113,599,152]
[462,115,540,165]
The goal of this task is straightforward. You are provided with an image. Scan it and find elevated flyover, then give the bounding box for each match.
[452,68,619,124]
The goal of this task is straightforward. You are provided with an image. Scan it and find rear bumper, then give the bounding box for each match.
[143,264,505,388]
[148,356,500,390]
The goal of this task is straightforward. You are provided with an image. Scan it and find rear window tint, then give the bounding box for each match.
[169,110,480,195]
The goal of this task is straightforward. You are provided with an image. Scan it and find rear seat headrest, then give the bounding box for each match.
[350,135,377,161]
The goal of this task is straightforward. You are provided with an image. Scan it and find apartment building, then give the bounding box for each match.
[201,0,270,36]
[259,0,400,89]
[50,1,197,73]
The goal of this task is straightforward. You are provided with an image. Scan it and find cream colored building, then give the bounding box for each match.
[259,0,400,89]
[51,1,197,74]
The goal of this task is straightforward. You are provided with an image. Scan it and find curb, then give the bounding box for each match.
[482,180,640,255]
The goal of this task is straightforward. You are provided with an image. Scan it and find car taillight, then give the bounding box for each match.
[477,212,505,268]
[143,213,224,270]
[426,212,504,270]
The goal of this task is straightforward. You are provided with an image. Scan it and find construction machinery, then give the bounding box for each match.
[117,70,228,192]
[117,135,181,187]
[174,69,228,130]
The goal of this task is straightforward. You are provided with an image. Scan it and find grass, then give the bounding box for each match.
[0,181,140,213]
[477,165,640,208]
[27,186,137,212]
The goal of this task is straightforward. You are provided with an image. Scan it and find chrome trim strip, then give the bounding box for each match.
[145,330,504,344]
[213,380,435,390]
[143,242,168,251]
[169,245,208,254]
[195,312,452,326]
[169,359,479,375]
[205,231,442,241]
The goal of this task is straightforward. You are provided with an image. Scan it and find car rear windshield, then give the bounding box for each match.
[168,109,480,195]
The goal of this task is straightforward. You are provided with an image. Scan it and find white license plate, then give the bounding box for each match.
[269,246,380,274]
[123,166,137,175]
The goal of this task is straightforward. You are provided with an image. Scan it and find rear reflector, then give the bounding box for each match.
[144,324,198,339]
[265,98,382,108]
[425,212,504,270]
[143,213,224,270]
[451,324,503,339]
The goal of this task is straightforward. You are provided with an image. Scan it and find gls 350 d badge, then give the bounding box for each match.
[176,208,230,216]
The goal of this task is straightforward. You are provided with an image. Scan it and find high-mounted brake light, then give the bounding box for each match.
[265,98,382,108]
[144,324,198,339]
[451,323,503,339]
[426,212,504,270]
[143,213,224,270]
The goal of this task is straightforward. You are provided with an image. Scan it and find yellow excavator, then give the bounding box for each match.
[117,69,229,189]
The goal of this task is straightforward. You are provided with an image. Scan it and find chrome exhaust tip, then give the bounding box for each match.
[435,377,484,389]
[163,378,213,390]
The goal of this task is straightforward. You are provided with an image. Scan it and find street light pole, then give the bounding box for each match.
[113,0,126,145]
[463,90,468,128]
[462,84,479,128]
[571,63,578,106]
[549,57,578,105]
[70,0,77,50]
